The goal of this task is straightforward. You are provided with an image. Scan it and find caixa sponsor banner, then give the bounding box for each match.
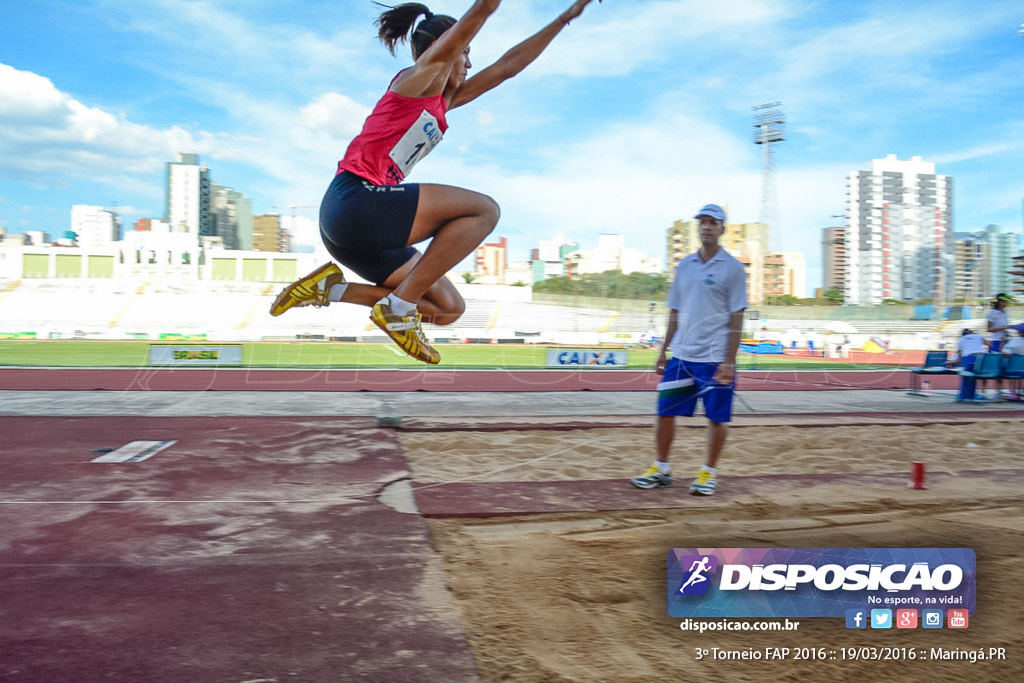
[545,349,627,367]
[667,548,976,618]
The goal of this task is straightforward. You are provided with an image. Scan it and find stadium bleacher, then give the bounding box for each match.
[0,278,981,347]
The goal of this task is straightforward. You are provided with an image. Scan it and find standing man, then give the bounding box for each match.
[985,293,1013,398]
[986,293,1013,352]
[631,204,747,495]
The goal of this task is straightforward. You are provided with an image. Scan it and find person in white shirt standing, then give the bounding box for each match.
[984,293,1014,397]
[986,293,1013,352]
[631,204,747,496]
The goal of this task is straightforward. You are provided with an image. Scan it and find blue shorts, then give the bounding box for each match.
[319,171,418,285]
[989,340,1004,352]
[656,358,735,423]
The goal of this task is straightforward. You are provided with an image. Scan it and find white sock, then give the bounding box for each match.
[327,283,349,302]
[655,461,671,474]
[701,466,718,477]
[387,293,416,317]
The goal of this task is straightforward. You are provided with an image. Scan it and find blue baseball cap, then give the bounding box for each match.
[695,204,726,222]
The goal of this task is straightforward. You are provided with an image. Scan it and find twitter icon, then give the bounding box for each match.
[870,609,892,629]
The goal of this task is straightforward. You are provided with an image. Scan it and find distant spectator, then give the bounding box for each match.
[1002,327,1024,356]
[986,293,1014,352]
[838,335,851,358]
[985,294,1014,397]
[951,328,987,402]
[949,328,987,366]
[1002,328,1024,401]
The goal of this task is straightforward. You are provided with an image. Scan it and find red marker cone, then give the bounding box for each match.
[908,461,927,489]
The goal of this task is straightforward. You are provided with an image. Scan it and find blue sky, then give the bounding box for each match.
[2,0,1023,294]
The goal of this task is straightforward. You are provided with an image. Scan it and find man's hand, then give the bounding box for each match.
[713,361,736,385]
[655,350,668,375]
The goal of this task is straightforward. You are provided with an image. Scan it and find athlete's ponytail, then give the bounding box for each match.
[375,2,457,58]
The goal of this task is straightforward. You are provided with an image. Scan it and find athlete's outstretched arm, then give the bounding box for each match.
[448,0,598,109]
[393,0,501,98]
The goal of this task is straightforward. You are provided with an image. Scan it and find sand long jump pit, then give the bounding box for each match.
[399,419,1024,682]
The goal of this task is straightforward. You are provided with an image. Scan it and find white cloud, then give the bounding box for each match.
[476,0,793,80]
[421,108,767,258]
[300,93,370,139]
[933,138,1024,166]
[0,60,376,217]
[283,215,319,253]
[0,63,210,182]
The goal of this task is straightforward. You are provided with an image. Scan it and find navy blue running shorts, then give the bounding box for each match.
[319,171,419,286]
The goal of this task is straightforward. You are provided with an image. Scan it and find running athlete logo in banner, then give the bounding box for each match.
[667,548,976,618]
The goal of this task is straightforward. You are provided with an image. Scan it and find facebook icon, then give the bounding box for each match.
[845,609,867,629]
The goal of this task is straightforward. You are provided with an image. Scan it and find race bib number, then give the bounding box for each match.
[388,110,444,178]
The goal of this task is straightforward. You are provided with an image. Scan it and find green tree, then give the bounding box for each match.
[822,288,844,305]
[533,271,669,300]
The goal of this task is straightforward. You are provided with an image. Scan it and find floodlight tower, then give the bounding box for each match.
[753,102,785,250]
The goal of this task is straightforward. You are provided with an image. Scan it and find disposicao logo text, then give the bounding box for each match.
[667,548,975,618]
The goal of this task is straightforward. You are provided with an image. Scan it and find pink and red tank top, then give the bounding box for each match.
[338,76,449,186]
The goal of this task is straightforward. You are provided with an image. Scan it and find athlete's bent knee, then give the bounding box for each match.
[423,285,465,326]
[432,297,465,326]
[479,195,500,229]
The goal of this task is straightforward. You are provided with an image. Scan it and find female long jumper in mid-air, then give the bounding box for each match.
[270,0,601,364]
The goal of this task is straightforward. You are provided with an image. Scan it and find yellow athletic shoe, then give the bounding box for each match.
[370,298,441,365]
[269,262,343,317]
[630,464,673,489]
[689,467,716,496]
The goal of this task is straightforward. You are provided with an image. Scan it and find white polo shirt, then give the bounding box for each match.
[1002,336,1024,355]
[956,332,987,358]
[667,247,748,363]
[986,308,1009,342]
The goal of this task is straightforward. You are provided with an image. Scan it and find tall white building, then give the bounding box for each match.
[983,224,1017,296]
[844,154,953,305]
[164,153,211,238]
[953,225,1019,301]
[70,205,120,247]
[210,184,254,251]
